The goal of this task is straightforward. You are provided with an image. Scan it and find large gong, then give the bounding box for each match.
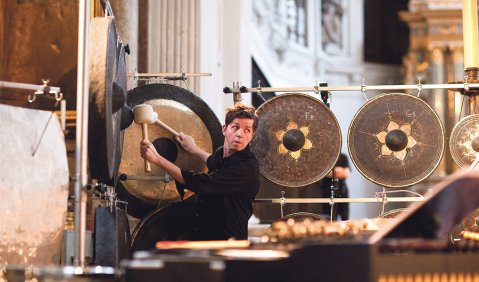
[0,104,69,265]
[117,83,223,219]
[450,114,479,169]
[348,93,444,188]
[250,93,341,187]
[88,16,125,183]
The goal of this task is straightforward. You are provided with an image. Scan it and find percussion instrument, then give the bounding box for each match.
[450,114,479,169]
[131,198,198,252]
[88,16,126,184]
[348,93,445,188]
[250,93,341,187]
[116,83,223,219]
[0,104,69,265]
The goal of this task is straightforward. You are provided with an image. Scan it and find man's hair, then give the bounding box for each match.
[225,103,259,131]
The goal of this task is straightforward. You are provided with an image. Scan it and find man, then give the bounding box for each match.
[320,152,351,220]
[140,104,260,240]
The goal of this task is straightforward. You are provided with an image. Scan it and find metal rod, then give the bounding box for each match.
[254,197,425,204]
[120,173,172,181]
[236,83,479,94]
[73,0,90,268]
[0,80,61,93]
[127,72,212,78]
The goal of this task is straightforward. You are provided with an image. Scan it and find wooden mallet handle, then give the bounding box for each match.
[133,104,155,173]
[155,119,180,137]
[141,123,151,172]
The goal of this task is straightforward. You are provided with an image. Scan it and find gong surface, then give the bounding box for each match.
[0,104,69,265]
[88,16,123,182]
[108,43,128,186]
[251,93,341,187]
[450,114,479,169]
[117,83,223,219]
[348,93,444,188]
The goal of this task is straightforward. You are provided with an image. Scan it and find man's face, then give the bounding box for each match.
[222,117,255,155]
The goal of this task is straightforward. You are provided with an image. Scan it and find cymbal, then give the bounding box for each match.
[348,93,444,188]
[250,93,341,187]
[450,114,479,169]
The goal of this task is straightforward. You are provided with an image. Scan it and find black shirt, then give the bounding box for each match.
[179,145,260,240]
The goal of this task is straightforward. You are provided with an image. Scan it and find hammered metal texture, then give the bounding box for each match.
[348,93,444,188]
[450,114,479,169]
[0,104,69,265]
[117,83,223,219]
[109,43,128,186]
[88,17,121,181]
[251,93,341,187]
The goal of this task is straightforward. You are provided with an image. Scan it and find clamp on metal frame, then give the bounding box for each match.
[361,78,368,101]
[464,75,470,92]
[27,79,63,104]
[416,76,423,97]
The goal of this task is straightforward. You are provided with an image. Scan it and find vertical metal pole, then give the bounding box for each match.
[232,81,243,105]
[74,0,90,268]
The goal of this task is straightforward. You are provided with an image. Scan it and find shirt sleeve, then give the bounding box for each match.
[181,160,258,195]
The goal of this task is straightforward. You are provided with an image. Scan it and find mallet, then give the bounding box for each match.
[133,104,157,172]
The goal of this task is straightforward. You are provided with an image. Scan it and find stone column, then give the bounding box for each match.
[429,46,448,176]
[147,0,200,93]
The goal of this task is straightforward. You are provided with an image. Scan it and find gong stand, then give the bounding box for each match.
[73,0,90,268]
[0,80,67,131]
[322,86,340,222]
[223,80,479,96]
[373,188,430,216]
[223,81,246,105]
[128,71,212,81]
[254,196,425,205]
[461,67,479,116]
[118,173,173,182]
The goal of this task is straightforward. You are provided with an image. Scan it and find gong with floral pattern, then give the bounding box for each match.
[348,93,444,188]
[250,93,341,187]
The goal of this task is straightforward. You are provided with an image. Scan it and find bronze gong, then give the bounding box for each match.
[450,114,479,169]
[250,93,341,187]
[348,93,444,188]
[116,83,223,219]
[0,104,69,265]
[88,16,125,182]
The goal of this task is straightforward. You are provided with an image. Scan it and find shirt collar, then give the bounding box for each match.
[220,144,254,161]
